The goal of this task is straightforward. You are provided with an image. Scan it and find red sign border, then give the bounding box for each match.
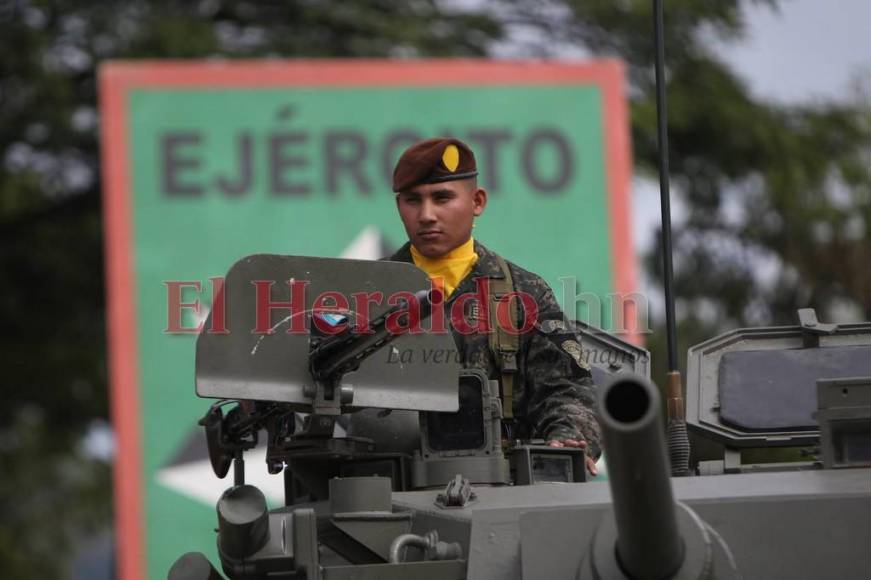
[98,59,636,580]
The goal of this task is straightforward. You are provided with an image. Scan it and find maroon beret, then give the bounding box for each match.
[392,137,478,192]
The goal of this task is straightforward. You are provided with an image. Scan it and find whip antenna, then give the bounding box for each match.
[652,0,690,476]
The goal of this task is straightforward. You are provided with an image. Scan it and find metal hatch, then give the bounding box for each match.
[686,309,871,447]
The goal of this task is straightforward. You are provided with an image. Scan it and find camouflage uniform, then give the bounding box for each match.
[389,240,601,453]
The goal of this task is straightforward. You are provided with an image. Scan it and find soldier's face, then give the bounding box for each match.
[395,179,487,258]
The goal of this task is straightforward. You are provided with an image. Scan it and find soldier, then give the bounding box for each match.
[389,137,600,475]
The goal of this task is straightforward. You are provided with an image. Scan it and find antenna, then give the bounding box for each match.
[652,0,690,476]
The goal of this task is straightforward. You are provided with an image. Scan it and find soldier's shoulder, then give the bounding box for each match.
[475,242,548,285]
[502,257,555,298]
[504,259,547,285]
[481,248,557,305]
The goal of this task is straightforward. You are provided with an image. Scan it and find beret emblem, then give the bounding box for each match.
[442,144,460,172]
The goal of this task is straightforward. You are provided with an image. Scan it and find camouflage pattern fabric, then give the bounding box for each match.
[388,240,601,455]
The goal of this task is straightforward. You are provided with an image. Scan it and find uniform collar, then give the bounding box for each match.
[389,239,505,279]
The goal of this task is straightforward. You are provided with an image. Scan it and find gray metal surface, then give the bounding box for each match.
[412,455,510,489]
[327,478,415,563]
[578,503,732,580]
[329,477,392,514]
[196,254,461,412]
[345,409,421,455]
[574,320,651,382]
[332,515,413,563]
[815,376,871,468]
[719,346,871,430]
[686,320,871,447]
[393,468,871,580]
[321,560,466,580]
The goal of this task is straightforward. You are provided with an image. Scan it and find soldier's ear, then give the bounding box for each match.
[472,186,487,217]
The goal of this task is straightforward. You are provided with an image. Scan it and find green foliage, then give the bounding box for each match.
[2,0,869,577]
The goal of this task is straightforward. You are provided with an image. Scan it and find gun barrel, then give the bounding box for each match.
[311,288,436,380]
[598,375,683,580]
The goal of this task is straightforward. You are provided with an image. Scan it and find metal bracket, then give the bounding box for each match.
[499,350,518,372]
[435,474,476,509]
[724,448,742,474]
[797,308,838,348]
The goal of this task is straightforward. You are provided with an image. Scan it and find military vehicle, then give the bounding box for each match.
[166,250,871,580]
[167,2,871,578]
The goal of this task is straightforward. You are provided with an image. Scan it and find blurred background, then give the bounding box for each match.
[1,0,868,578]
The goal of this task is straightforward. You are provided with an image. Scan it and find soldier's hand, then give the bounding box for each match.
[546,438,598,476]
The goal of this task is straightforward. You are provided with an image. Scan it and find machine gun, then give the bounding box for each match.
[192,254,598,496]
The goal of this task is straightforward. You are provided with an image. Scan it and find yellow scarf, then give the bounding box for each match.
[410,238,478,299]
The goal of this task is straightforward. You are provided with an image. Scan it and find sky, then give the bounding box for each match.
[722,0,871,104]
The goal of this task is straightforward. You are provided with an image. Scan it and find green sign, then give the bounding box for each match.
[100,60,635,580]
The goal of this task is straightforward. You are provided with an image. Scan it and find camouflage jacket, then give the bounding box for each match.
[388,240,601,453]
